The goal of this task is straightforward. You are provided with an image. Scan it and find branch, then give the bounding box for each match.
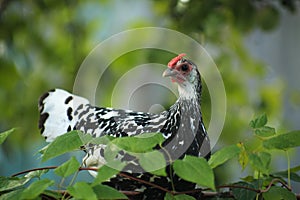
[261,178,292,192]
[11,166,58,177]
[217,184,260,193]
[11,166,300,199]
[119,172,172,193]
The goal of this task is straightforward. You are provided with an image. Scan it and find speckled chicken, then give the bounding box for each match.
[38,54,211,199]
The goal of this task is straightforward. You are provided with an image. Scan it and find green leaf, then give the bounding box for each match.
[173,155,215,190]
[92,165,119,186]
[0,128,14,145]
[164,193,175,200]
[104,142,121,162]
[208,144,240,168]
[139,150,167,176]
[54,156,80,177]
[231,182,257,200]
[249,152,271,174]
[164,193,195,200]
[290,164,300,173]
[0,189,23,200]
[263,130,300,150]
[93,184,128,199]
[0,176,29,192]
[41,130,84,162]
[250,113,267,128]
[21,179,54,199]
[272,165,300,182]
[240,175,255,182]
[104,143,127,171]
[67,182,98,200]
[111,132,164,153]
[254,126,276,137]
[174,194,195,200]
[273,171,300,182]
[238,143,249,170]
[262,186,296,200]
[90,135,115,145]
[42,190,63,199]
[77,131,95,144]
[25,169,49,179]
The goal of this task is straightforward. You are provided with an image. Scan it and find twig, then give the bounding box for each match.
[260,178,292,192]
[119,172,172,193]
[11,166,58,177]
[217,184,260,193]
[11,166,299,199]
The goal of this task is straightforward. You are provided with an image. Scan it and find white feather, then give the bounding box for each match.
[40,89,89,142]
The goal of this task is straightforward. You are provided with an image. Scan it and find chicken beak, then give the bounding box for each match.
[162,68,177,77]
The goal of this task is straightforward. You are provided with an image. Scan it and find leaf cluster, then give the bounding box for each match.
[1,115,300,200]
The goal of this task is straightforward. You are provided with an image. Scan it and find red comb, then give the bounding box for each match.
[168,53,186,68]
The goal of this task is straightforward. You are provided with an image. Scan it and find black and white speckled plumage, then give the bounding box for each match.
[38,55,210,199]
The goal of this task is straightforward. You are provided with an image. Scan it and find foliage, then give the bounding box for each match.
[0,0,299,199]
[151,0,295,149]
[0,0,296,148]
[1,116,300,199]
[0,0,297,183]
[173,156,215,190]
[0,128,14,145]
[0,0,99,148]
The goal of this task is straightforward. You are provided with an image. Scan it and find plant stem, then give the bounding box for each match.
[256,171,261,200]
[160,146,176,192]
[285,150,291,188]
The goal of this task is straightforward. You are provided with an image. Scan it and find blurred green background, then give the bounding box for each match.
[0,0,299,191]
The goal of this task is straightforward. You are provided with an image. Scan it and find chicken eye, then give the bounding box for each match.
[181,64,189,71]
